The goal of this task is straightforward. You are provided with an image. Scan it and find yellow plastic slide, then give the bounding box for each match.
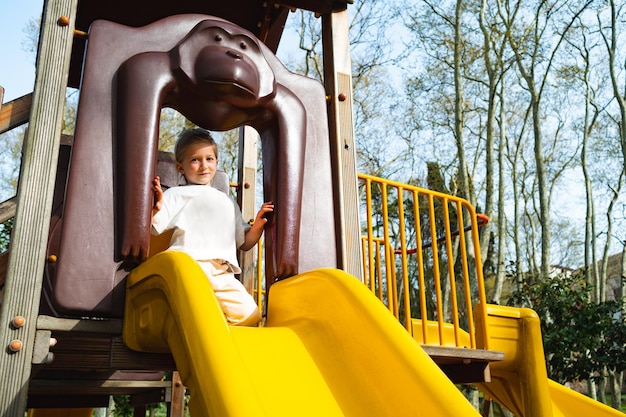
[123,251,481,417]
[549,379,625,417]
[474,304,625,417]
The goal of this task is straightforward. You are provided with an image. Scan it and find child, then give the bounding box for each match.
[152,128,272,326]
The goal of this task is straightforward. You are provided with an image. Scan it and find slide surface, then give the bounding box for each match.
[475,304,625,417]
[123,251,481,417]
[549,379,625,417]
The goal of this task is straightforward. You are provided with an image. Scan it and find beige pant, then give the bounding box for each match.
[198,260,261,326]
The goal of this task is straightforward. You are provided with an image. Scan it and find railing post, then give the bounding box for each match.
[0,0,78,414]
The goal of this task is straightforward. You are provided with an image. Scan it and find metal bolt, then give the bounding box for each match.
[12,316,25,329]
[9,339,23,352]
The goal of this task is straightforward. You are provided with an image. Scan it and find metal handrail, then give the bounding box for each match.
[357,173,490,350]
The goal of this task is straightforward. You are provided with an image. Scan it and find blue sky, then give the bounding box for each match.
[0,1,43,102]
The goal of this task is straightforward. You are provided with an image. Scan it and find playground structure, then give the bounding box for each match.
[0,1,625,416]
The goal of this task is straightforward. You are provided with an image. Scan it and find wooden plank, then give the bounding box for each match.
[0,196,17,224]
[421,345,504,384]
[0,0,80,413]
[29,379,171,394]
[421,345,504,363]
[0,93,32,134]
[168,371,186,417]
[0,251,8,288]
[28,394,110,408]
[322,11,363,279]
[29,378,173,409]
[40,333,176,371]
[237,126,259,295]
[37,315,123,334]
[32,330,54,364]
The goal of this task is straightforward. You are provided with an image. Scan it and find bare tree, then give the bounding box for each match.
[496,0,593,278]
[282,2,410,180]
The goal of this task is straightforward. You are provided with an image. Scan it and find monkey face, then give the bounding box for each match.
[193,42,260,106]
[171,20,277,108]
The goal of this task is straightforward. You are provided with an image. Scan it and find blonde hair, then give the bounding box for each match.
[174,128,218,163]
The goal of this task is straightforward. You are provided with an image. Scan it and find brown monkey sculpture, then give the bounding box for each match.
[50,15,337,317]
[116,18,304,279]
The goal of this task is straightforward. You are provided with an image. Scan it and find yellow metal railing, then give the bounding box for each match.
[358,173,490,350]
[247,174,490,349]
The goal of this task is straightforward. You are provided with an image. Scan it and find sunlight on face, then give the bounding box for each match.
[177,142,218,186]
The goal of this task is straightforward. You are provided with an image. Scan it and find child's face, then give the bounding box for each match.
[176,142,218,186]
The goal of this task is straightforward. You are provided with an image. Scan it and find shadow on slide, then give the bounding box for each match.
[123,251,481,417]
[474,304,625,417]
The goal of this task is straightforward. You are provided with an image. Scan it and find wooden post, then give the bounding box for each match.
[237,126,258,295]
[0,0,78,414]
[322,10,363,281]
[168,371,186,417]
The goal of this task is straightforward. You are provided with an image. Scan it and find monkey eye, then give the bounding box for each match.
[214,34,223,42]
[239,41,247,49]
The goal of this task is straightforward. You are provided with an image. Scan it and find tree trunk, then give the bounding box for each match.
[588,378,598,401]
[492,79,508,304]
[610,369,623,410]
[530,94,552,279]
[598,369,607,404]
[580,42,599,300]
[478,0,498,270]
[619,240,626,308]
[453,0,470,204]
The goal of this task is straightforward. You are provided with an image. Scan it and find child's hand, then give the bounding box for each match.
[153,176,163,212]
[254,201,274,226]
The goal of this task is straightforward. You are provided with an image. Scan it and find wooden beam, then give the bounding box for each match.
[28,394,110,408]
[168,371,187,417]
[421,345,505,384]
[237,126,259,296]
[29,379,172,395]
[0,94,32,134]
[322,11,363,280]
[0,0,79,414]
[420,345,505,363]
[39,333,176,371]
[0,252,8,288]
[37,315,123,334]
[0,196,17,224]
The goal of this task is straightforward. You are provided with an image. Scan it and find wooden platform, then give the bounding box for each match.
[29,315,504,409]
[28,316,180,410]
[421,344,505,384]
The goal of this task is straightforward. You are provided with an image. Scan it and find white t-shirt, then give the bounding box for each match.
[151,185,250,272]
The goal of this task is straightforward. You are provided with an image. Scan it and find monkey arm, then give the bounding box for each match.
[116,52,176,261]
[259,84,306,280]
